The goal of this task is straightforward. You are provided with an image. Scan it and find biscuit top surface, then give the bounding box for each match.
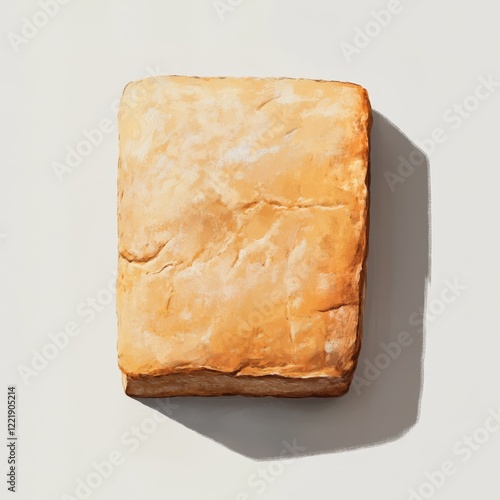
[117,76,371,379]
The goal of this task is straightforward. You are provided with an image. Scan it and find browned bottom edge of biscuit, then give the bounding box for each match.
[122,370,353,398]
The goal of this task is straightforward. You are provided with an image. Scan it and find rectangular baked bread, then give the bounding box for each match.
[117,76,371,397]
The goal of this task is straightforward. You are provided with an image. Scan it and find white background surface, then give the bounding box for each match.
[1,1,499,499]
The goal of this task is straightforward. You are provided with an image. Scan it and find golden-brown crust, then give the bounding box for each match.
[117,76,371,396]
